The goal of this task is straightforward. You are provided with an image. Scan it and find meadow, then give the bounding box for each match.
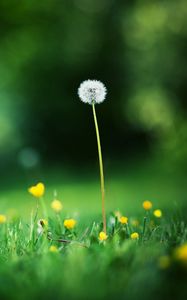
[0,159,187,300]
[0,1,187,299]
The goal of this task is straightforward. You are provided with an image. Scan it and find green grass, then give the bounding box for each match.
[0,206,187,300]
[0,159,186,219]
[0,160,187,300]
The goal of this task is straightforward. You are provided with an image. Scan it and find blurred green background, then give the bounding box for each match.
[0,0,187,218]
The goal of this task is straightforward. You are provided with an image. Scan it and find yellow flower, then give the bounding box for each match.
[64,219,76,230]
[99,231,108,241]
[0,215,6,224]
[153,209,162,218]
[158,256,170,269]
[131,232,139,240]
[142,200,152,210]
[119,216,128,224]
[51,199,63,213]
[28,182,45,198]
[49,245,58,253]
[174,244,187,264]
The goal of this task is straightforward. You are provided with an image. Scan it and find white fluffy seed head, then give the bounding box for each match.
[78,80,107,104]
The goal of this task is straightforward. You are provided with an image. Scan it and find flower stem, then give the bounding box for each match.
[92,103,106,233]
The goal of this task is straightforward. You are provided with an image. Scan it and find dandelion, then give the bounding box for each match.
[78,80,107,234]
[99,231,108,241]
[64,219,76,230]
[153,209,162,218]
[51,199,63,213]
[28,182,45,198]
[174,243,187,265]
[158,255,170,269]
[49,245,58,253]
[0,214,6,224]
[130,232,139,240]
[142,200,152,210]
[78,80,107,105]
[119,216,128,225]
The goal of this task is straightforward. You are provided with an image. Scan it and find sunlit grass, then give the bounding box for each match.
[0,160,186,220]
[0,160,187,299]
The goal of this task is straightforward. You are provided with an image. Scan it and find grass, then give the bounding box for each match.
[0,159,187,299]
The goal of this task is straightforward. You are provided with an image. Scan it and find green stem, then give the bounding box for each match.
[142,216,147,237]
[41,197,48,219]
[92,103,106,233]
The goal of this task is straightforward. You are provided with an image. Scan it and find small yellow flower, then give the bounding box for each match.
[0,214,6,224]
[28,182,45,198]
[49,245,58,253]
[64,219,76,230]
[119,216,128,224]
[142,200,152,210]
[174,244,187,264]
[51,199,63,213]
[130,232,139,240]
[99,231,108,241]
[158,255,170,269]
[153,209,162,218]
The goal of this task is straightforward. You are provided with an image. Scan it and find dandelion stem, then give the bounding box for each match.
[92,103,106,233]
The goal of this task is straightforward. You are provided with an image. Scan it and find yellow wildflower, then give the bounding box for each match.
[28,182,45,198]
[49,245,58,253]
[158,256,170,269]
[142,200,152,210]
[0,215,6,224]
[131,232,139,240]
[153,209,162,218]
[99,231,108,241]
[64,219,76,230]
[51,199,63,213]
[119,216,128,224]
[174,244,187,264]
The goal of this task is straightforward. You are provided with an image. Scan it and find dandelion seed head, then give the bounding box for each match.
[78,80,107,104]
